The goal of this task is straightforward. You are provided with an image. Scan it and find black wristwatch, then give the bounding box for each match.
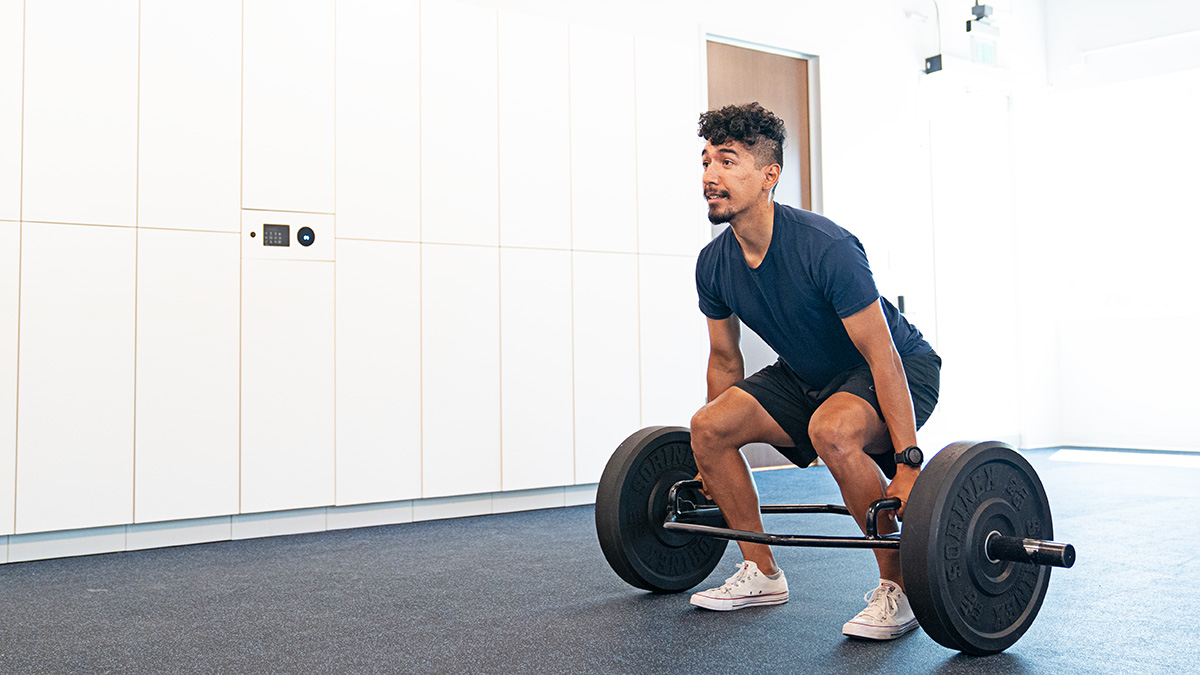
[895,445,924,469]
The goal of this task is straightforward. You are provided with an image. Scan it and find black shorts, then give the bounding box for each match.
[733,350,941,479]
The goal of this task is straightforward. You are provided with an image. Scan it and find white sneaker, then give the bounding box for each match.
[689,561,789,611]
[842,579,919,640]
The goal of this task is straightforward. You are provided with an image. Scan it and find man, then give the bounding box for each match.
[687,103,941,641]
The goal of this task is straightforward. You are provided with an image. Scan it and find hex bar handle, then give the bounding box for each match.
[864,497,901,538]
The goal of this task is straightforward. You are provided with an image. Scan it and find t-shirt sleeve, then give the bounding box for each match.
[817,236,881,319]
[696,252,733,320]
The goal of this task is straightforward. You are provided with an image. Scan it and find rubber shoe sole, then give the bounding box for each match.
[841,617,920,640]
[690,590,789,611]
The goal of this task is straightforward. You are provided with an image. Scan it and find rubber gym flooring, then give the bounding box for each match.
[0,448,1195,674]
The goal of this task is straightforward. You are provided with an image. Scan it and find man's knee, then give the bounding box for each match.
[690,404,729,458]
[808,409,866,459]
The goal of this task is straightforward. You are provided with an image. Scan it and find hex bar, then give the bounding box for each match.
[662,521,902,549]
[667,479,902,546]
[668,480,855,518]
[677,504,850,517]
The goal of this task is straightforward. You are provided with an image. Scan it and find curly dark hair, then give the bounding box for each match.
[697,102,786,169]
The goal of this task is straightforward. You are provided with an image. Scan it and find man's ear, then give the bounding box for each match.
[762,163,781,192]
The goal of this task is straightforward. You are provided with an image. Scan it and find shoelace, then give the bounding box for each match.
[716,563,756,592]
[858,585,899,621]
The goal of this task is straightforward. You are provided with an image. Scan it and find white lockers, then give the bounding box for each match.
[0,0,709,542]
[0,0,20,222]
[421,1,499,247]
[0,1,18,540]
[21,2,139,228]
[244,0,336,215]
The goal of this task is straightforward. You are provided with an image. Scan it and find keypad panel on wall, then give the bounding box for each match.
[241,210,334,261]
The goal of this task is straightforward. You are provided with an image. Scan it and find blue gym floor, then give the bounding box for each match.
[0,448,1193,673]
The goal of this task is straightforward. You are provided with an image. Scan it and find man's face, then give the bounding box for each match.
[701,140,775,225]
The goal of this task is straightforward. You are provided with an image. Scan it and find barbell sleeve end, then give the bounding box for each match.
[987,533,1076,568]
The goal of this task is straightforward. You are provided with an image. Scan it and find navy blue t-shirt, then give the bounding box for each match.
[696,203,931,389]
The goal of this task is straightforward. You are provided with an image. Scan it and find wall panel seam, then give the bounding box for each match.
[332,0,339,509]
[632,40,644,429]
[418,0,425,499]
[12,0,25,535]
[333,236,420,245]
[496,10,504,491]
[132,0,141,524]
[238,0,244,516]
[138,226,239,235]
[567,25,578,480]
[241,207,335,216]
[19,221,136,229]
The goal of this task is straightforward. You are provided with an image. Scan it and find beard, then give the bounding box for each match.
[706,191,735,224]
[708,206,734,225]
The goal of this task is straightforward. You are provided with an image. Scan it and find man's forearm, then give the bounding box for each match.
[868,347,919,454]
[706,356,744,403]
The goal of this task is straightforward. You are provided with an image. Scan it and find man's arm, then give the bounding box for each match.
[706,316,744,403]
[840,300,920,516]
[695,316,744,497]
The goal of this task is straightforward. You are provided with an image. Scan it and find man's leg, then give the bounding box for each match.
[813,392,921,640]
[807,392,901,586]
[690,386,795,575]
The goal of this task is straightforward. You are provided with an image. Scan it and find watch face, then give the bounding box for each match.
[899,447,922,466]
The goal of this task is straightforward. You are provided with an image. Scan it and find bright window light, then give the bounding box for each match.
[1049,449,1200,470]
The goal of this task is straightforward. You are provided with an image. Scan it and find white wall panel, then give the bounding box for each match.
[0,0,21,222]
[500,248,573,490]
[570,27,638,254]
[420,0,499,246]
[573,251,640,484]
[639,254,707,429]
[1014,70,1200,449]
[1058,317,1200,451]
[498,12,571,250]
[336,0,420,242]
[22,0,137,227]
[16,222,135,533]
[421,244,500,497]
[926,89,1020,447]
[0,222,17,534]
[139,0,241,232]
[635,34,706,257]
[243,0,335,214]
[242,259,335,513]
[135,229,239,523]
[335,240,421,505]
